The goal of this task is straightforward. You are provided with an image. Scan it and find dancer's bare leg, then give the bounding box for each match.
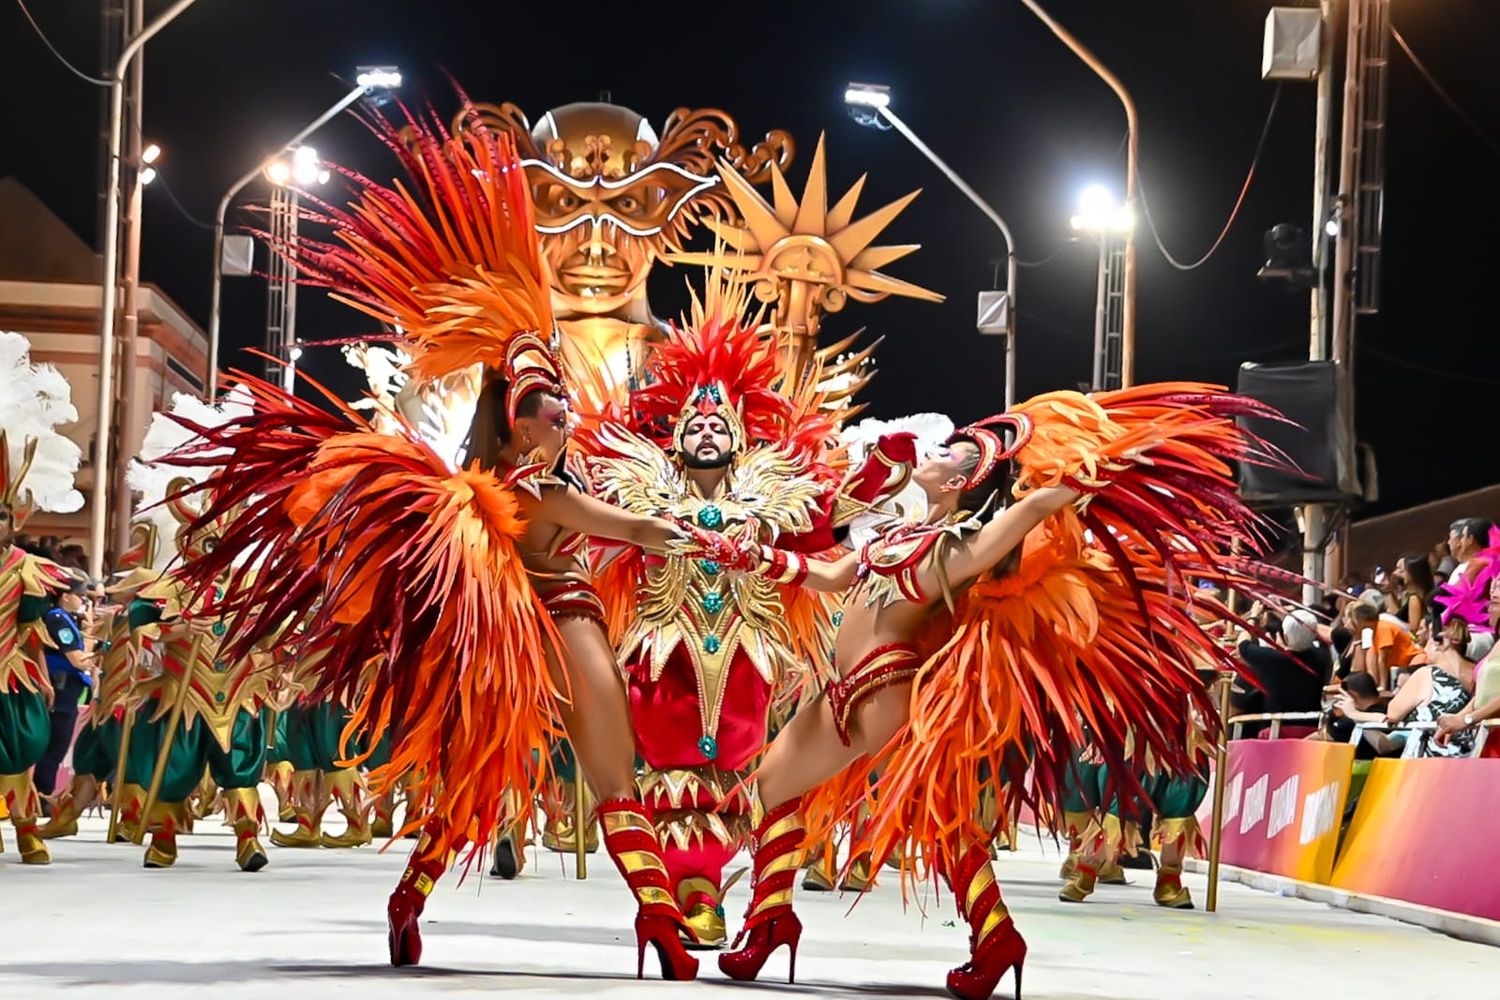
[756,682,912,811]
[547,617,639,801]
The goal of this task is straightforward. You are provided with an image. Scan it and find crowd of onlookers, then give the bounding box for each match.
[1228,517,1500,759]
[13,533,90,573]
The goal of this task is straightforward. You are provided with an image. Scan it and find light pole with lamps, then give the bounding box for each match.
[88,0,202,585]
[1019,0,1140,388]
[207,67,402,396]
[1070,184,1135,390]
[844,82,1021,409]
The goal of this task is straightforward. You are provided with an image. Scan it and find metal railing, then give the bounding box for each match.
[1225,710,1499,759]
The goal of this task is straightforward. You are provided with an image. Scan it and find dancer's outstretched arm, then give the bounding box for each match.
[536,486,684,552]
[943,486,1079,584]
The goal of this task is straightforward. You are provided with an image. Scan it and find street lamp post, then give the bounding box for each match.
[207,68,401,396]
[844,83,1020,408]
[1071,185,1135,390]
[88,0,201,585]
[1019,0,1140,387]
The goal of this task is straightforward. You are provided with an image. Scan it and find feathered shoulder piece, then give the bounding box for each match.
[0,331,83,519]
[287,101,553,386]
[168,370,562,861]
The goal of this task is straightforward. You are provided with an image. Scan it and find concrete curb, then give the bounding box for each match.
[1185,857,1500,948]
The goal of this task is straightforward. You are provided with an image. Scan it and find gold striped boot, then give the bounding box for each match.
[0,772,50,864]
[40,775,99,840]
[321,768,373,848]
[224,787,269,872]
[142,799,188,869]
[271,770,326,847]
[267,760,296,823]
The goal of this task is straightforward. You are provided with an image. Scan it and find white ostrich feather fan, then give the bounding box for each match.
[0,331,84,513]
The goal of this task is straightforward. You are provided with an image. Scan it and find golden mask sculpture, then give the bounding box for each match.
[458,101,793,392]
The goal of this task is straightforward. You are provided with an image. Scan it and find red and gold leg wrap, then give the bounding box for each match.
[718,797,807,983]
[824,644,921,747]
[943,841,1027,1000]
[597,798,699,980]
[388,822,462,967]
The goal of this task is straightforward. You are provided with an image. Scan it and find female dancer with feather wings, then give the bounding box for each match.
[703,387,1293,1000]
[173,106,718,980]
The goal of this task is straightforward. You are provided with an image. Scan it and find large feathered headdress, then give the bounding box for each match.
[0,331,83,524]
[277,102,562,417]
[629,272,791,455]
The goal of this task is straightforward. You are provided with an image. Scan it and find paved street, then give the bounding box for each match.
[2,799,1490,999]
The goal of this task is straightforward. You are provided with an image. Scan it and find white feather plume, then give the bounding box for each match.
[126,389,253,567]
[0,331,84,513]
[840,412,954,463]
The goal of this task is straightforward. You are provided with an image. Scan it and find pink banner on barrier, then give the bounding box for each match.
[1197,739,1353,883]
[1332,758,1500,920]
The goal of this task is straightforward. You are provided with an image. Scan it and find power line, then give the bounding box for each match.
[150,174,215,231]
[1360,343,1500,387]
[1017,245,1072,269]
[1137,82,1284,271]
[14,0,109,86]
[1392,26,1500,159]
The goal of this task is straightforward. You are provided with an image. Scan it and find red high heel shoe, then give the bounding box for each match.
[943,844,1027,1000]
[635,913,701,981]
[718,798,808,983]
[945,914,1027,1000]
[596,798,699,981]
[386,827,455,967]
[719,910,802,983]
[388,887,423,967]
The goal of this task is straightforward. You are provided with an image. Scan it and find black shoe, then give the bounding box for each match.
[1119,850,1156,871]
[490,836,520,879]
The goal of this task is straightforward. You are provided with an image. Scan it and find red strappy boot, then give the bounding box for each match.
[943,843,1027,1000]
[596,798,700,981]
[719,798,806,983]
[387,824,459,967]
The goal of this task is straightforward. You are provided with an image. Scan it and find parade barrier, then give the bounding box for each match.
[1200,715,1500,931]
[1200,737,1353,884]
[1331,757,1500,920]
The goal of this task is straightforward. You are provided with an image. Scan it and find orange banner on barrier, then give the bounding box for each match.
[1332,758,1500,920]
[1200,739,1353,883]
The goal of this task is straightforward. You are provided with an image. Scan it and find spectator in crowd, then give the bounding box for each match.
[1437,575,1500,757]
[1431,541,1457,580]
[1322,671,1391,759]
[1333,628,1475,758]
[1384,554,1435,632]
[33,575,95,802]
[1447,518,1494,585]
[1345,601,1421,691]
[1231,609,1334,732]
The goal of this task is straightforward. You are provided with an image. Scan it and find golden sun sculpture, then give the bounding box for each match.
[669,133,943,384]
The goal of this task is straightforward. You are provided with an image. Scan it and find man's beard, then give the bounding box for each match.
[683,449,732,470]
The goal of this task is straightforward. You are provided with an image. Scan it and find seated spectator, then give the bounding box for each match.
[1321,672,1392,759]
[1447,518,1494,585]
[1345,602,1421,691]
[1432,541,1457,581]
[1231,609,1333,733]
[1333,636,1474,758]
[1437,575,1500,757]
[1385,554,1435,632]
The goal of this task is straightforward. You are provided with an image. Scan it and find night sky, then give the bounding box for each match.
[4,1,1497,519]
